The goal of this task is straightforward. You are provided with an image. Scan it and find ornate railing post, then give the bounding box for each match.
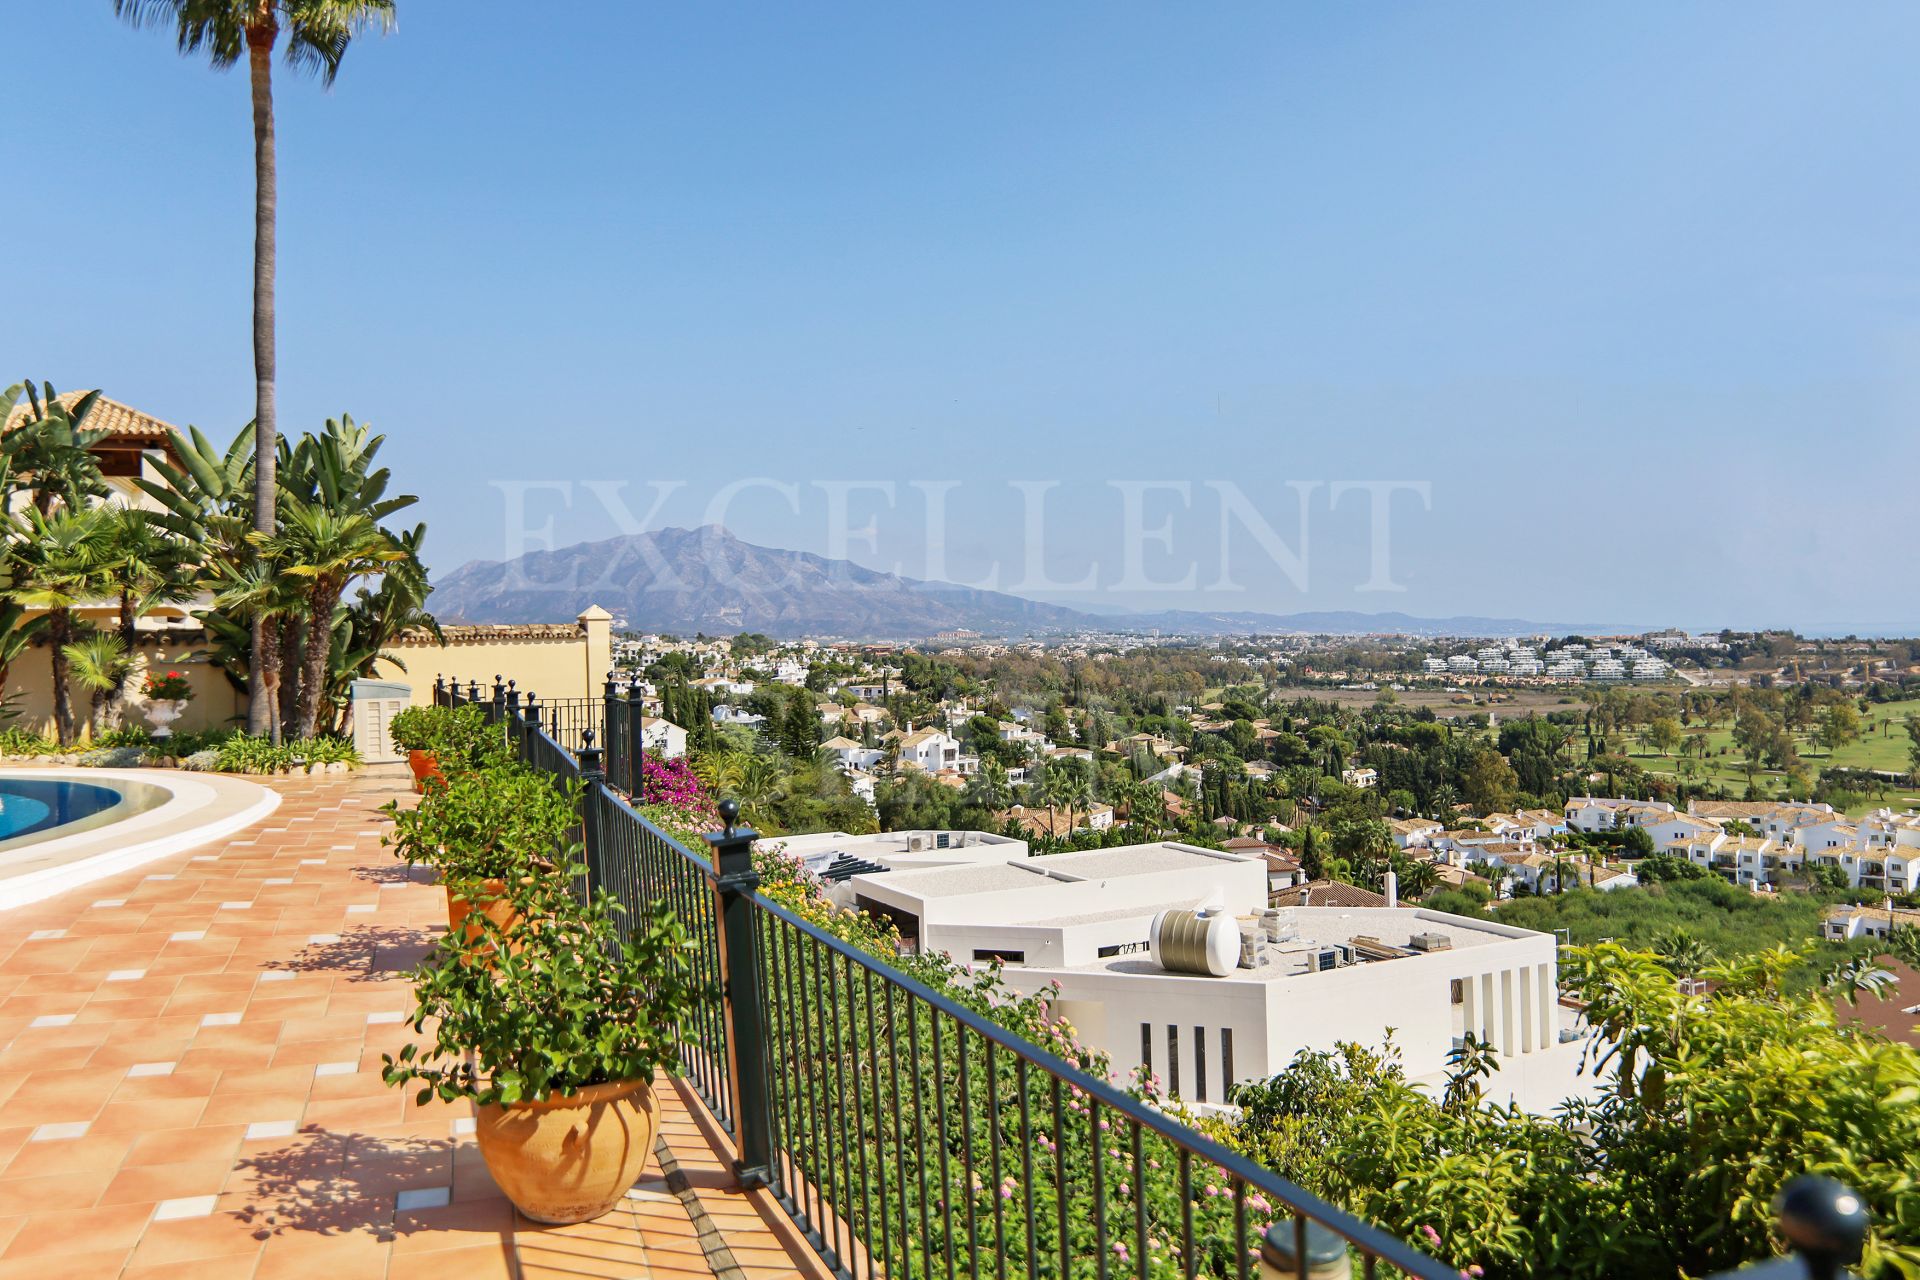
[466,679,482,707]
[577,729,605,900]
[488,675,506,725]
[626,676,648,799]
[1709,1177,1868,1280]
[602,672,624,788]
[433,675,446,708]
[520,693,540,764]
[1261,1219,1351,1280]
[706,799,772,1189]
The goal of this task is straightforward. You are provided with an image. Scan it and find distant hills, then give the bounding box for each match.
[433,526,1087,637]
[1111,608,1637,638]
[433,527,1639,639]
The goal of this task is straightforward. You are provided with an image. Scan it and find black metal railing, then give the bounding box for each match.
[431,671,1868,1280]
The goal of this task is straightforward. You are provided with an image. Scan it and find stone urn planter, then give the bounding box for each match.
[473,1077,660,1224]
[144,698,187,740]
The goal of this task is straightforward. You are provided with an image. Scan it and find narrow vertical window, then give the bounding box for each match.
[1167,1024,1180,1096]
[1194,1026,1207,1101]
[1220,1027,1234,1094]
[1140,1023,1152,1078]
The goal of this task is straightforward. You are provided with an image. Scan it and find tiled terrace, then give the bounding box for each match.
[0,767,824,1280]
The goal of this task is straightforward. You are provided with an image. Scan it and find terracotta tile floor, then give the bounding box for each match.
[0,768,826,1280]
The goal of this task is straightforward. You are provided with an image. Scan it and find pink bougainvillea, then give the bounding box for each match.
[634,755,720,839]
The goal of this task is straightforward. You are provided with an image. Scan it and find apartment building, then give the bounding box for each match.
[1563,797,1676,833]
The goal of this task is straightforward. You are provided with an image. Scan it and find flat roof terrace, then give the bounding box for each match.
[870,842,1245,900]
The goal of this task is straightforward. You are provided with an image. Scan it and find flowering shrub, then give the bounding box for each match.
[141,669,193,701]
[639,755,712,814]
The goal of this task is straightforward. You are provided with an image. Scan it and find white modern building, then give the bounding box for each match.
[845,841,1570,1107]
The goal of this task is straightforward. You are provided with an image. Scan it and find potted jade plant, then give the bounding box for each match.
[383,762,580,940]
[140,668,194,739]
[389,704,512,793]
[383,878,700,1223]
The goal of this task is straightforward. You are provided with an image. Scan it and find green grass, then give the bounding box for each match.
[1621,696,1920,815]
[1491,879,1840,960]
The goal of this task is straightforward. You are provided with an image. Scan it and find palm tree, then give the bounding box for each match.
[1652,929,1716,982]
[0,601,48,715]
[114,0,396,736]
[63,633,133,740]
[1038,762,1088,837]
[734,755,786,826]
[964,758,1012,814]
[250,498,404,739]
[97,505,190,674]
[2,382,108,516]
[15,507,116,745]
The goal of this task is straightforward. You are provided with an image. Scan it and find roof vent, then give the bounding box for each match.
[1408,932,1453,952]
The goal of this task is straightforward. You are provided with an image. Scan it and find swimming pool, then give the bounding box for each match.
[0,775,171,851]
[0,769,279,910]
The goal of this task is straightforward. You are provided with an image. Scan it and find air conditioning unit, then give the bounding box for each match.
[1314,944,1353,972]
[906,834,930,852]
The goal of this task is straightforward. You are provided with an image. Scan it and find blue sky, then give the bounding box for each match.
[7,3,1920,631]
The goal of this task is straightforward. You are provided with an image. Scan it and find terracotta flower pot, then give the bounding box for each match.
[445,859,553,959]
[447,877,516,932]
[408,749,442,793]
[474,1077,659,1224]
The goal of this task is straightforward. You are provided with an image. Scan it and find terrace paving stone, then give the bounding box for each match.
[0,768,826,1279]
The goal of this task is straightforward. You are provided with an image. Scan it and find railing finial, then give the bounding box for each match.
[1776,1176,1867,1280]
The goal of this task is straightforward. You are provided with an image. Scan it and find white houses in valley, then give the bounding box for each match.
[640,716,687,758]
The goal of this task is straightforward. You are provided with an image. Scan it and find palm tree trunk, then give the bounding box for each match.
[115,591,139,718]
[48,609,75,746]
[244,24,279,738]
[297,588,339,739]
[277,617,302,737]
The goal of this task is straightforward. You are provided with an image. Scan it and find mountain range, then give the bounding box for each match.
[432,527,1640,639]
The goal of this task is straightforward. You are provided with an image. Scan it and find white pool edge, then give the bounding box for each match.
[0,769,281,910]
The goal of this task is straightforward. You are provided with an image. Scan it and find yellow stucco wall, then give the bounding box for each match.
[369,607,613,707]
[8,628,247,739]
[8,606,613,739]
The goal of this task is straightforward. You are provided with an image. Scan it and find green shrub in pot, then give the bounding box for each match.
[382,763,580,880]
[382,881,702,1222]
[389,704,513,776]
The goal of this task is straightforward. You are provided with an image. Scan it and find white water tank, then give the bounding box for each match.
[1150,909,1239,977]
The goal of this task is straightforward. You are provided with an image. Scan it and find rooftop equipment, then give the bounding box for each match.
[1151,908,1239,977]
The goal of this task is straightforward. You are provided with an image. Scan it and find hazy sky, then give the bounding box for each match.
[7,3,1920,631]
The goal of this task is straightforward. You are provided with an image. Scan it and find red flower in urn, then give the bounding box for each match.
[141,670,194,701]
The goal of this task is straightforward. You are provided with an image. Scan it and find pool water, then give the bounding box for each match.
[0,776,168,851]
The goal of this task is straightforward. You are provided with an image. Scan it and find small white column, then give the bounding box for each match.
[1461,973,1477,1040]
[1518,965,1535,1053]
[1498,969,1517,1057]
[1537,961,1556,1046]
[1479,972,1497,1043]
